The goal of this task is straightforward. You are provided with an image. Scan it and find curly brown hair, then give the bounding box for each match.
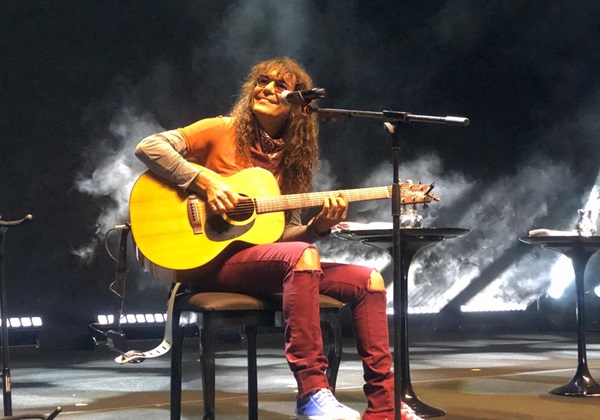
[229,57,319,195]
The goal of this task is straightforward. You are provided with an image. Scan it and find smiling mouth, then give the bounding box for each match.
[257,96,278,104]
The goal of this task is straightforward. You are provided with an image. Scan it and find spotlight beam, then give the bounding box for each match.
[440,243,533,314]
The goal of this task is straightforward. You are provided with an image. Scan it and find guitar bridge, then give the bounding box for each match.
[187,195,203,234]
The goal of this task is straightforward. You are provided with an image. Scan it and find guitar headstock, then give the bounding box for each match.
[399,181,440,206]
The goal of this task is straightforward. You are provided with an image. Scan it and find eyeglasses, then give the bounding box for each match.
[256,75,290,93]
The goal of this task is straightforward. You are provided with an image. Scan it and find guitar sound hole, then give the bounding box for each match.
[226,196,255,222]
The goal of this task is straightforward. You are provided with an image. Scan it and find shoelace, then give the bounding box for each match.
[313,389,344,408]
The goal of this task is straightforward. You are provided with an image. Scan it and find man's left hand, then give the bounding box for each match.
[310,192,348,235]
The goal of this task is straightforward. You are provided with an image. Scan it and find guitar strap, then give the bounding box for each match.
[114,282,182,364]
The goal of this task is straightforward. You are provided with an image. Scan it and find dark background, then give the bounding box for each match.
[2,1,600,349]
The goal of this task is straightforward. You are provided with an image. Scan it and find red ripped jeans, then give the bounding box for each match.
[195,241,394,414]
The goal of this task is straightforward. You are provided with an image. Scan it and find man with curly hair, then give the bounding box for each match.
[135,56,422,420]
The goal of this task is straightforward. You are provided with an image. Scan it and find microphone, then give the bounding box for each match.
[280,88,326,105]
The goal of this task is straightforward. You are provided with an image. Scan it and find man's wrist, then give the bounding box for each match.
[309,222,331,237]
[193,168,208,190]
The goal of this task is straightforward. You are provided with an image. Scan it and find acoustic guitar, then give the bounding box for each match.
[129,164,439,280]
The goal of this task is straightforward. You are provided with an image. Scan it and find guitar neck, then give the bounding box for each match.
[254,186,392,214]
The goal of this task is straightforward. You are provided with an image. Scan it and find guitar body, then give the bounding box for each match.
[129,166,285,279]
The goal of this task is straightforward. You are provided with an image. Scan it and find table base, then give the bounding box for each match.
[549,364,600,397]
[403,390,446,417]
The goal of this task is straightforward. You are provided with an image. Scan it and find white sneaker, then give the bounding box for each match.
[294,388,361,420]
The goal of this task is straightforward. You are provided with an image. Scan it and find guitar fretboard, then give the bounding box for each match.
[254,186,393,214]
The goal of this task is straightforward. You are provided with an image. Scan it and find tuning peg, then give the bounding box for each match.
[423,182,436,196]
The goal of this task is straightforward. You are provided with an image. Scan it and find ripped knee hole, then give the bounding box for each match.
[294,247,321,271]
[367,271,386,291]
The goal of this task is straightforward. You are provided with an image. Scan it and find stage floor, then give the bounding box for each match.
[3,330,600,419]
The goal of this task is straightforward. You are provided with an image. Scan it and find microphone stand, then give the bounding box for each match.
[0,214,61,419]
[306,106,468,420]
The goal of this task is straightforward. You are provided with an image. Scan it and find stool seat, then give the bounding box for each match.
[178,292,270,311]
[178,291,344,312]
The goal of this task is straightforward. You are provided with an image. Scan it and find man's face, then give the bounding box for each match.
[252,68,297,128]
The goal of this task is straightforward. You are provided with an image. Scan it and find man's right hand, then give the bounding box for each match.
[194,170,242,212]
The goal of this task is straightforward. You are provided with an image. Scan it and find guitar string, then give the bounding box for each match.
[211,185,429,218]
[220,190,387,216]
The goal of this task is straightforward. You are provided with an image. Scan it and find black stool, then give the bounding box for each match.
[169,291,344,420]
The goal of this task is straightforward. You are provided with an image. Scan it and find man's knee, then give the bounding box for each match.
[294,247,321,270]
[368,270,386,291]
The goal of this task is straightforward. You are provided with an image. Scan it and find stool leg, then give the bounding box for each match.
[200,315,217,420]
[321,310,343,392]
[245,325,259,420]
[170,311,184,420]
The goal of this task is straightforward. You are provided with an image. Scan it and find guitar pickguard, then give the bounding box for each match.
[204,214,255,241]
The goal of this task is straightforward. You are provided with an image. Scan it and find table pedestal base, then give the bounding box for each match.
[549,364,600,397]
[402,386,445,417]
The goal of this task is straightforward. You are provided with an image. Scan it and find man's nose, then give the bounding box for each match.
[263,81,276,94]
